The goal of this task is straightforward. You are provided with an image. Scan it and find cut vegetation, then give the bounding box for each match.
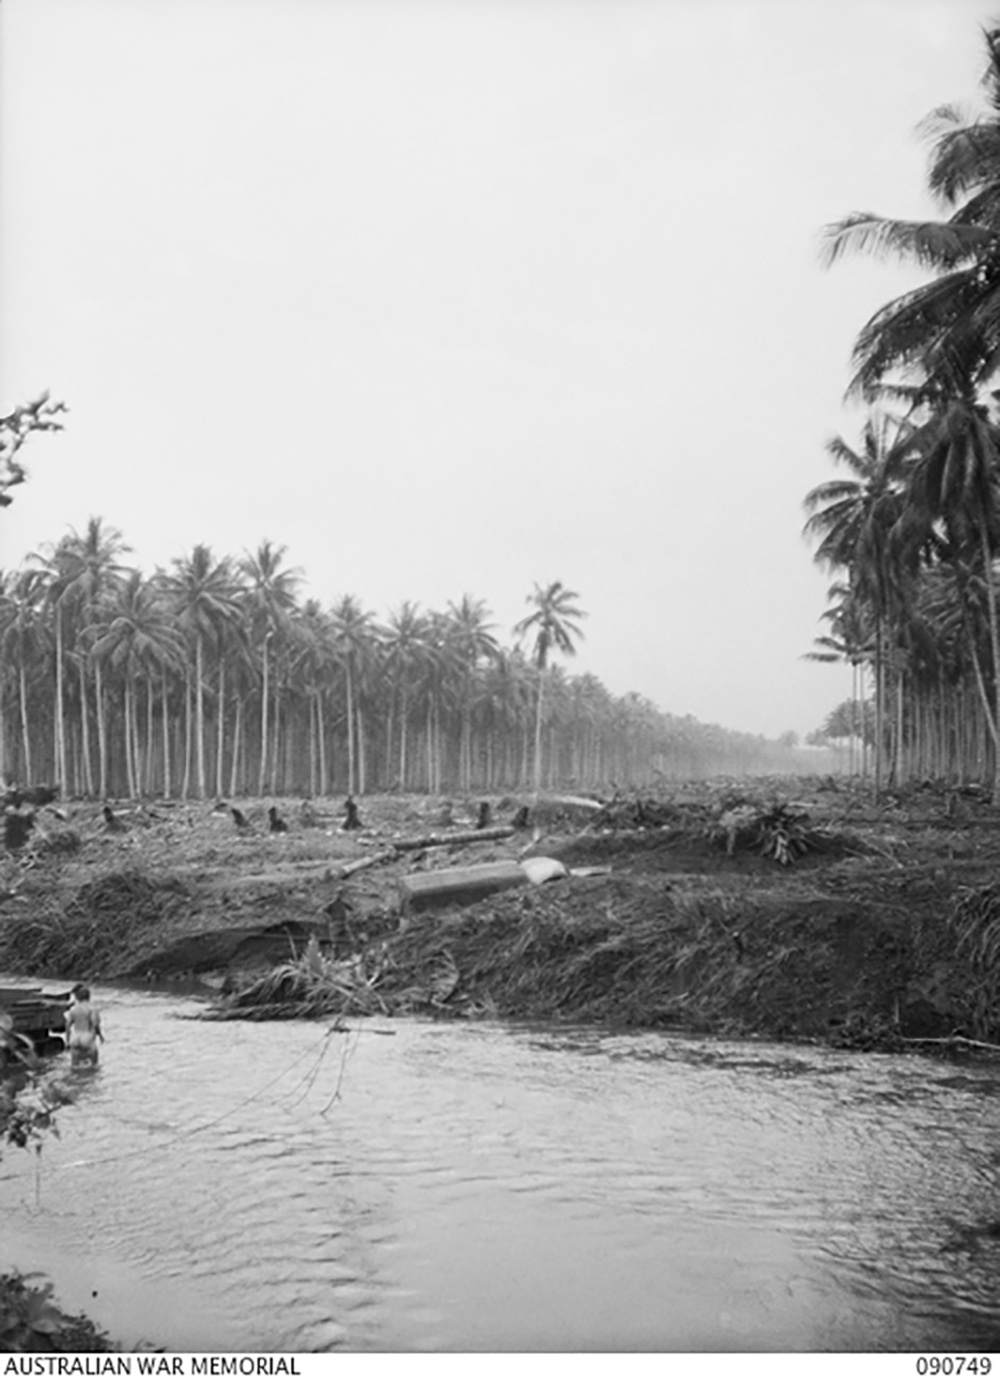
[2,779,997,1051]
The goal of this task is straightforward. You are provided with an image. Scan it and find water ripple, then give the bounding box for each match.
[3,985,1000,1349]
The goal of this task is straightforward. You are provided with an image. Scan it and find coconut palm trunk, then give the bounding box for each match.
[308,696,318,797]
[315,690,327,796]
[258,635,270,796]
[144,677,155,795]
[980,529,1000,795]
[95,657,109,798]
[194,631,208,798]
[123,678,136,799]
[345,660,356,796]
[873,618,885,798]
[182,671,193,799]
[355,699,366,796]
[54,607,67,791]
[532,666,545,796]
[399,688,409,789]
[18,662,32,784]
[230,696,244,799]
[515,581,586,797]
[161,669,172,798]
[77,657,94,796]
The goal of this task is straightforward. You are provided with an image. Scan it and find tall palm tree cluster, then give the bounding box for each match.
[0,528,794,801]
[805,22,1000,796]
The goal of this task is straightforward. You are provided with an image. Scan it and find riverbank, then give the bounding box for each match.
[2,778,999,1049]
[0,1270,112,1351]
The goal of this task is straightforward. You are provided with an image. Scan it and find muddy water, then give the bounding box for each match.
[1,983,999,1352]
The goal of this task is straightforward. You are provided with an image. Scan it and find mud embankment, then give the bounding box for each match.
[2,785,999,1048]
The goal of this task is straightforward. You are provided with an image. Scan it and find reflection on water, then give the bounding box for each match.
[1,982,999,1351]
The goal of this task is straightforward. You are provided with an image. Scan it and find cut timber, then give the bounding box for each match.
[399,861,528,920]
[530,796,604,826]
[338,848,398,880]
[392,825,515,851]
[337,826,516,880]
[398,856,570,921]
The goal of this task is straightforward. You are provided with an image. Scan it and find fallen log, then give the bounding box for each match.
[391,825,515,851]
[899,1034,1000,1055]
[336,825,517,881]
[399,861,529,920]
[338,848,398,880]
[398,856,571,921]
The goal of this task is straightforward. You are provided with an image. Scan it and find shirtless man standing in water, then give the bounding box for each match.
[65,985,104,1066]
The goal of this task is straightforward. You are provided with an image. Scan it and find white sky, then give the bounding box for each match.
[1,0,994,740]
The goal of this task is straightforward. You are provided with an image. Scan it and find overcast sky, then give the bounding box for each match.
[2,0,995,740]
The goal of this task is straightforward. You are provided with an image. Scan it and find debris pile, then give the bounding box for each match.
[207,935,383,1020]
[5,869,191,974]
[909,883,1000,1042]
[4,784,1000,1048]
[711,801,817,866]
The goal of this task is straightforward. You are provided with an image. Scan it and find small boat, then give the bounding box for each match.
[0,985,71,1062]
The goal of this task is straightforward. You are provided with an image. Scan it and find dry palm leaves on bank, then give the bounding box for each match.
[209,872,907,1038]
[586,791,864,868]
[910,882,1000,1043]
[0,869,191,974]
[205,935,386,1020]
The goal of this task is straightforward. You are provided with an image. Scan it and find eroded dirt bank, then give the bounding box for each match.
[2,780,999,1048]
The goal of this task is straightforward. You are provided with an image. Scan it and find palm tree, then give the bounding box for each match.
[43,566,69,793]
[0,568,50,785]
[514,581,587,795]
[412,610,462,793]
[239,541,301,796]
[894,392,1000,791]
[915,554,985,780]
[288,599,336,797]
[164,546,242,798]
[446,594,499,792]
[822,25,1000,400]
[803,416,909,793]
[33,518,130,796]
[383,601,429,790]
[63,518,132,796]
[478,647,534,790]
[88,571,187,797]
[820,24,1000,792]
[329,595,378,796]
[803,583,873,776]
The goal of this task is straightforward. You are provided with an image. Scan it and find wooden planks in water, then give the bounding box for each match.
[0,986,70,1037]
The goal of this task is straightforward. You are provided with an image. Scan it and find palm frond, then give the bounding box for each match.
[981,25,1000,114]
[848,268,984,398]
[921,107,1000,205]
[802,479,863,511]
[821,213,988,271]
[822,433,869,472]
[950,178,1000,229]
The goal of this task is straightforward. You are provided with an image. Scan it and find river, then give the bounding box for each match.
[1,982,999,1352]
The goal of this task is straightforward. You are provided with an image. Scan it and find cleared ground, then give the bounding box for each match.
[2,779,998,1047]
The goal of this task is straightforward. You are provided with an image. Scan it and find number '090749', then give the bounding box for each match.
[916,1360,993,1375]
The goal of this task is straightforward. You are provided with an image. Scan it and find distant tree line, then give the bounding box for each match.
[805,23,1000,794]
[0,519,808,799]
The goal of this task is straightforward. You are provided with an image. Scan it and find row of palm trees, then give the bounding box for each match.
[0,524,801,800]
[804,22,1000,795]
